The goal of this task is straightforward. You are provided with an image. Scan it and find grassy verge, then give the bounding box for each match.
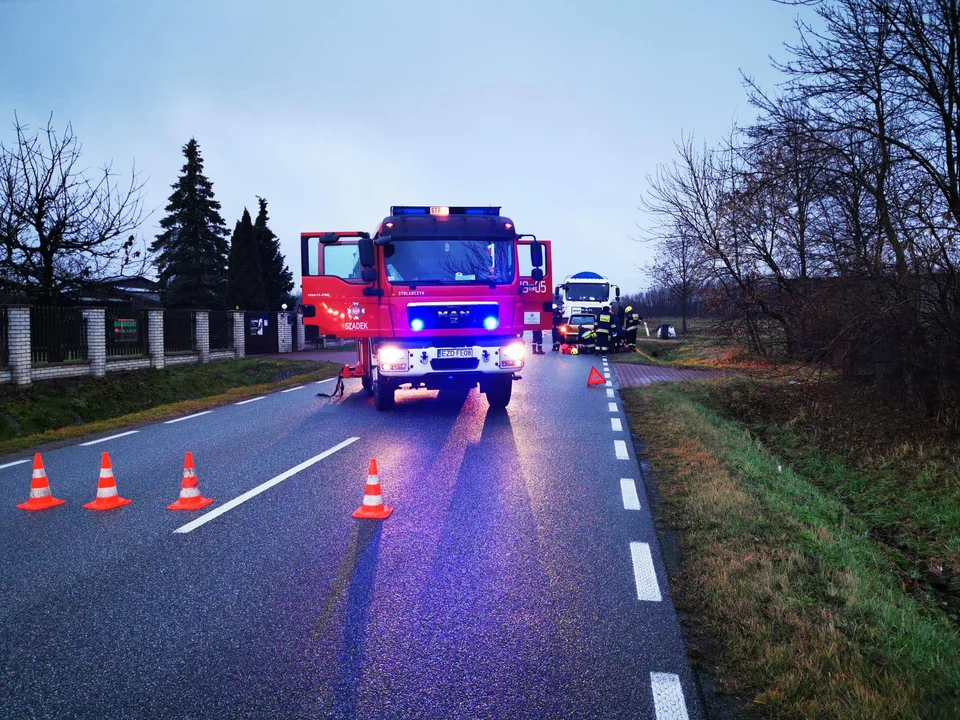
[622,381,960,719]
[0,358,342,455]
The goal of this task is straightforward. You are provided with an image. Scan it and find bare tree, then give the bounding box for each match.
[648,224,709,333]
[0,114,148,305]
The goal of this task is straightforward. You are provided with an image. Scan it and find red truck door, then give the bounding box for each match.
[300,232,382,338]
[517,238,553,330]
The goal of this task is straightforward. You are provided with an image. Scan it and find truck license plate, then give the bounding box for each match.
[437,348,473,359]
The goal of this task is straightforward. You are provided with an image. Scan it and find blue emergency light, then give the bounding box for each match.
[390,206,502,216]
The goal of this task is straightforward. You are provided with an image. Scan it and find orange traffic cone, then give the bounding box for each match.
[352,459,392,520]
[16,453,66,511]
[167,451,214,511]
[83,452,132,511]
[587,366,606,387]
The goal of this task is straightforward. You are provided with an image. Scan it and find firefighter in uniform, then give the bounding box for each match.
[532,329,544,354]
[595,306,612,353]
[624,306,642,349]
[577,325,597,354]
[552,306,564,351]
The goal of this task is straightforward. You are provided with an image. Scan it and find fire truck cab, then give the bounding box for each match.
[300,206,553,410]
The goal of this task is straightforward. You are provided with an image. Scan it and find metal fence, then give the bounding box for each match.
[105,307,149,358]
[30,306,88,364]
[164,309,196,353]
[0,306,7,366]
[209,311,234,351]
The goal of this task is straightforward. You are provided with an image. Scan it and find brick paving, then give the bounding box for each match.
[613,361,722,387]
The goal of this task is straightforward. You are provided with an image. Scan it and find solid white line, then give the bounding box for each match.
[315,378,336,384]
[235,396,266,406]
[164,411,213,425]
[606,389,614,398]
[615,440,628,460]
[280,385,306,393]
[650,672,689,719]
[0,458,31,471]
[611,418,623,432]
[608,402,618,412]
[79,430,139,447]
[620,478,641,510]
[630,542,662,601]
[173,437,360,534]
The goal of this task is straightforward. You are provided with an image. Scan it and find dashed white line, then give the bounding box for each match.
[173,437,360,534]
[0,458,31,471]
[79,430,140,447]
[235,396,266,405]
[164,411,213,425]
[611,418,623,432]
[280,385,306,393]
[650,672,689,719]
[608,402,618,412]
[615,440,629,459]
[606,388,614,398]
[630,542,662,601]
[620,478,641,510]
[605,380,612,387]
[315,378,336,384]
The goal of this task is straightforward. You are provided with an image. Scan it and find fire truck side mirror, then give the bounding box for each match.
[358,237,375,268]
[530,239,543,268]
[361,268,377,283]
[531,268,544,282]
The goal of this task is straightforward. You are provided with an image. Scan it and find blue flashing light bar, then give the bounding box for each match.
[390,206,502,216]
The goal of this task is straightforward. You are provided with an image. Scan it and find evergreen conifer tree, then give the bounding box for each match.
[253,196,295,310]
[226,208,266,310]
[150,139,230,307]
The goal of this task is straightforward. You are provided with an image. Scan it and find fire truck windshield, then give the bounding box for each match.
[565,283,609,302]
[383,238,515,285]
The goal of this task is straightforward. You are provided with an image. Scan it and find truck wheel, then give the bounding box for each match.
[485,376,512,408]
[373,373,395,411]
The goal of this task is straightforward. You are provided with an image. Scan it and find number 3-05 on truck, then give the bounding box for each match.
[299,206,553,410]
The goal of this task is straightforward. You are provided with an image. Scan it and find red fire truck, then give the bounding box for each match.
[300,205,553,410]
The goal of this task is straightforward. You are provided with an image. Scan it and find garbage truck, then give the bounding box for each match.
[299,205,553,410]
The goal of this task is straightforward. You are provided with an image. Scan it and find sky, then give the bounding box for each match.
[0,0,803,294]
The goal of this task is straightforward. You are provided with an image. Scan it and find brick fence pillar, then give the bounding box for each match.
[8,306,31,385]
[196,310,210,363]
[278,312,293,353]
[83,307,106,377]
[148,309,165,369]
[296,314,306,352]
[232,311,245,359]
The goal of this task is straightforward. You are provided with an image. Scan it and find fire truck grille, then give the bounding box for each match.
[430,358,481,371]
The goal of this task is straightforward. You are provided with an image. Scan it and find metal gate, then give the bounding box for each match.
[244,312,279,354]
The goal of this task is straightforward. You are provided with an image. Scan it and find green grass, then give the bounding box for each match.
[622,380,960,719]
[0,358,342,453]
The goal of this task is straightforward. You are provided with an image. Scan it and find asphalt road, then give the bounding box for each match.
[0,342,703,720]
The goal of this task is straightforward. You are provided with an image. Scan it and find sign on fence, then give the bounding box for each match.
[112,318,139,342]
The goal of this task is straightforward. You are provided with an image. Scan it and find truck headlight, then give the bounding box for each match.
[500,341,525,368]
[377,345,408,372]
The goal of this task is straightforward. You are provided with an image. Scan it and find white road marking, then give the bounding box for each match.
[608,402,618,412]
[611,418,623,432]
[651,672,689,719]
[315,378,336,384]
[620,479,641,510]
[164,411,213,425]
[173,437,360,534]
[605,380,612,387]
[280,385,306,393]
[0,458,31,471]
[606,389,614,398]
[630,542,662,601]
[615,440,629,459]
[79,430,139,447]
[235,396,266,405]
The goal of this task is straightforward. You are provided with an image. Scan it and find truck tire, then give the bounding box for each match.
[484,375,512,408]
[372,371,395,411]
[362,374,373,396]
